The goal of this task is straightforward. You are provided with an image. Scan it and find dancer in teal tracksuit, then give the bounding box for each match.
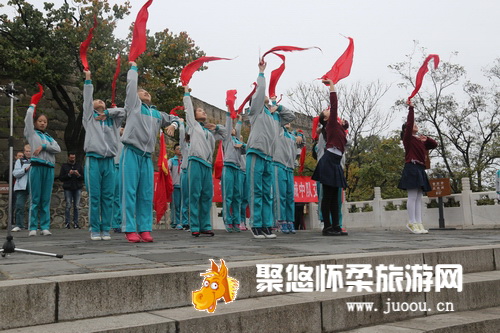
[246,61,295,239]
[168,143,183,229]
[121,62,179,243]
[273,124,303,234]
[83,70,125,241]
[183,85,226,237]
[178,120,190,230]
[222,112,246,232]
[25,104,61,236]
[112,127,124,233]
[235,116,248,230]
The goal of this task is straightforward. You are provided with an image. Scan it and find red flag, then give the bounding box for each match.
[299,146,306,175]
[214,141,224,179]
[79,16,98,71]
[261,45,320,60]
[180,56,232,86]
[169,106,184,116]
[268,53,286,98]
[236,82,257,115]
[154,132,173,223]
[407,54,440,102]
[111,53,121,107]
[311,116,320,140]
[128,0,153,62]
[321,37,354,84]
[226,90,237,119]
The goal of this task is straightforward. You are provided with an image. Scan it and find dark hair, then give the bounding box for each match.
[185,133,190,143]
[319,112,327,126]
[33,113,47,122]
[342,120,349,131]
[400,123,407,141]
[173,143,180,150]
[68,151,77,156]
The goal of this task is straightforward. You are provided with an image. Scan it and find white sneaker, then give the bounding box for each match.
[90,232,102,241]
[41,230,52,236]
[416,223,428,234]
[28,230,37,237]
[406,223,422,234]
[11,227,21,232]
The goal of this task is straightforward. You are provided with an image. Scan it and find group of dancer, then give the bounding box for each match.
[23,56,438,241]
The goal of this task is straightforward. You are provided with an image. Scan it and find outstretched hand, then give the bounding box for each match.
[204,123,217,131]
[165,124,176,137]
[84,70,91,80]
[258,60,267,73]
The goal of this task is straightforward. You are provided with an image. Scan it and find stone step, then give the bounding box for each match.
[0,245,498,330]
[2,270,500,332]
[342,306,500,333]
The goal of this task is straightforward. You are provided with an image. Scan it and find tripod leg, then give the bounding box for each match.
[14,248,63,258]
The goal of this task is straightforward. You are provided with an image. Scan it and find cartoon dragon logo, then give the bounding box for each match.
[192,259,239,313]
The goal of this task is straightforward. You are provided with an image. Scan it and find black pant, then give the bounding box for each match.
[321,184,340,231]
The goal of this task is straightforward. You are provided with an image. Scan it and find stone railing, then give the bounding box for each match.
[302,178,500,230]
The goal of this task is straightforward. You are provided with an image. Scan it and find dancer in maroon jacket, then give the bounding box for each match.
[312,79,349,236]
[398,100,438,234]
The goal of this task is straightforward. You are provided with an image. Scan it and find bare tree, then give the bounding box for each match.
[286,81,329,117]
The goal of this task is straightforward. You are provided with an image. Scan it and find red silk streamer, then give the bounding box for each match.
[79,16,98,71]
[153,132,173,222]
[236,82,257,115]
[180,56,232,86]
[268,53,286,98]
[298,146,306,175]
[169,106,184,116]
[311,116,320,140]
[321,37,354,84]
[261,45,320,60]
[214,141,224,179]
[111,53,121,107]
[226,90,237,119]
[128,0,153,62]
[30,83,44,117]
[407,54,440,103]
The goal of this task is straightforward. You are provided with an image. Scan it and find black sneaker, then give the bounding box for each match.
[183,225,190,231]
[322,228,342,236]
[261,227,277,239]
[200,230,215,237]
[251,227,265,239]
[73,223,81,229]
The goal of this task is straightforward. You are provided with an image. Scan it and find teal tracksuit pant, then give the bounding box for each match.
[273,163,295,223]
[180,168,189,227]
[239,170,247,224]
[222,164,241,226]
[112,163,122,229]
[120,145,153,233]
[85,156,115,232]
[317,182,343,228]
[28,165,54,231]
[246,153,274,228]
[170,186,181,226]
[187,159,213,232]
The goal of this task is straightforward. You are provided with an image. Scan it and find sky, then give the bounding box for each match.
[4,0,500,131]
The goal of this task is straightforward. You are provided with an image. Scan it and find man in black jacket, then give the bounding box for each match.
[59,153,84,229]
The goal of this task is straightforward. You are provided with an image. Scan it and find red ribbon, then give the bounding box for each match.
[214,141,224,179]
[268,53,286,98]
[311,116,320,140]
[128,0,153,62]
[226,90,237,119]
[261,45,320,60]
[180,56,232,86]
[30,83,44,117]
[169,106,184,116]
[321,37,354,85]
[111,53,121,107]
[236,82,257,115]
[79,16,98,71]
[407,54,440,102]
[299,146,306,175]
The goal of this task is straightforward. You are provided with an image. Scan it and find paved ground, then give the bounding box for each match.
[1,226,500,280]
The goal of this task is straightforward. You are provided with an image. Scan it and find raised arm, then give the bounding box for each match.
[224,111,233,143]
[183,85,196,132]
[179,120,187,150]
[83,70,94,123]
[235,114,243,138]
[323,80,338,134]
[124,62,142,115]
[24,105,36,139]
[404,100,415,143]
[248,61,267,116]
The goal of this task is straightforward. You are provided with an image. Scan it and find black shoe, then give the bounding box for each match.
[322,228,342,236]
[261,227,277,239]
[74,223,81,229]
[65,223,70,229]
[183,225,190,231]
[200,230,215,237]
[113,228,122,233]
[251,227,266,239]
